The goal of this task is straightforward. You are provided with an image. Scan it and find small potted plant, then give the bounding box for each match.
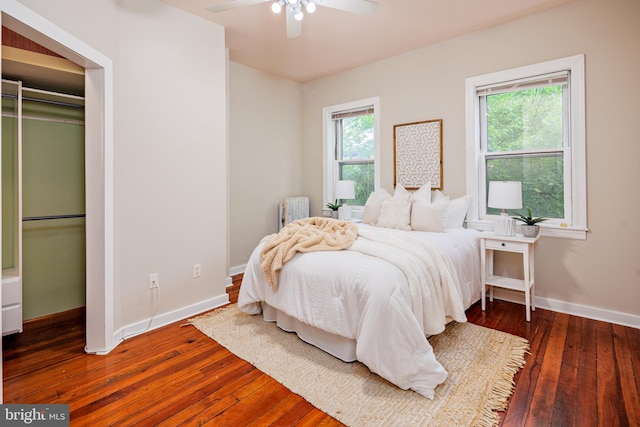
[510,207,548,237]
[326,200,342,219]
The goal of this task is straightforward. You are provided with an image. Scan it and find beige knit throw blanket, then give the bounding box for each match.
[261,217,358,290]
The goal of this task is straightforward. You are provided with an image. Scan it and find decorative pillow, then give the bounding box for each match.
[432,190,447,202]
[412,181,432,205]
[394,184,411,200]
[362,188,391,225]
[432,190,470,228]
[376,191,412,231]
[447,195,470,228]
[411,197,449,232]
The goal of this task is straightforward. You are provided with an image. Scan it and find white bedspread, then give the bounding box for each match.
[238,224,482,399]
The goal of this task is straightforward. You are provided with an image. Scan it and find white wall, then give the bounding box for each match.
[17,0,228,332]
[300,0,640,320]
[228,62,303,269]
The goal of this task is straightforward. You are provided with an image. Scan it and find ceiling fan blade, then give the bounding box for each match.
[206,0,270,13]
[286,7,302,39]
[316,0,378,15]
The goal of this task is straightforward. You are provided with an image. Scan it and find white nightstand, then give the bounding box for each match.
[480,232,539,322]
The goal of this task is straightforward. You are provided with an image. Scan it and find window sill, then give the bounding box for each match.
[349,206,364,220]
[466,220,588,240]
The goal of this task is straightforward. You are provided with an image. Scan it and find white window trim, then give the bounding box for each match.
[465,55,587,239]
[322,97,380,218]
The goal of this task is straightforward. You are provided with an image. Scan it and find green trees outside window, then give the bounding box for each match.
[484,85,565,219]
[336,113,375,206]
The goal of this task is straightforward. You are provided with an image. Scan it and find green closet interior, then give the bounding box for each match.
[2,79,85,334]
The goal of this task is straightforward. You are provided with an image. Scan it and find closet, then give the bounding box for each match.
[2,29,85,335]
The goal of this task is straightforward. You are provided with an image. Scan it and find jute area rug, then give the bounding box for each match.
[187,305,529,427]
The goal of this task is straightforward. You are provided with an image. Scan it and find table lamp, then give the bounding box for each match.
[335,180,355,220]
[487,181,522,236]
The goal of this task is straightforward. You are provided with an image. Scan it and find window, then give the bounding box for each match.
[323,97,380,216]
[465,55,587,239]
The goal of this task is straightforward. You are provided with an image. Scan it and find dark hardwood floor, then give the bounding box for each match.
[3,275,639,426]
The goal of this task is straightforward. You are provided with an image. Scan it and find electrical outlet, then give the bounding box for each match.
[193,264,202,278]
[148,273,159,289]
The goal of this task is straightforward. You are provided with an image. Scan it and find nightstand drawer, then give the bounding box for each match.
[485,239,526,252]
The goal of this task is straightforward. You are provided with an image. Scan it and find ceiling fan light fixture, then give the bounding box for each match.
[271,0,285,13]
[207,0,379,39]
[303,0,316,13]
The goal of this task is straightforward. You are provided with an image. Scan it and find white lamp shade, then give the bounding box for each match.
[487,181,522,210]
[335,180,355,200]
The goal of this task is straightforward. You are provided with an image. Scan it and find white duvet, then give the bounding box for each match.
[238,224,482,399]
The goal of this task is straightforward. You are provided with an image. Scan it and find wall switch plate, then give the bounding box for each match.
[148,273,159,289]
[193,264,202,278]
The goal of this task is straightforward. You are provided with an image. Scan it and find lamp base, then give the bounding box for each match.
[494,213,516,236]
[338,205,352,220]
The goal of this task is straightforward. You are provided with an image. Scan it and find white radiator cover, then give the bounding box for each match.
[277,196,309,231]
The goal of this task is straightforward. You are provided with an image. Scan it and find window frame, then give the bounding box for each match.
[480,73,569,222]
[323,97,380,218]
[465,55,587,239]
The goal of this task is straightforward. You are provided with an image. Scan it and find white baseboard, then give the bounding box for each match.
[227,264,246,287]
[93,293,230,355]
[229,264,246,278]
[491,288,640,329]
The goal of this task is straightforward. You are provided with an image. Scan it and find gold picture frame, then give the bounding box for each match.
[393,119,443,190]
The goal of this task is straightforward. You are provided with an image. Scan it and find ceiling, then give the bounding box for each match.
[162,0,574,83]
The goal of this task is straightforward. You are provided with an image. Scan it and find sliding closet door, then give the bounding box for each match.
[21,95,85,320]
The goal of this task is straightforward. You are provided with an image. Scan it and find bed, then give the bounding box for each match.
[238,187,482,399]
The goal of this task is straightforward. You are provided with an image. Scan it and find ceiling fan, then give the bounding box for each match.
[206,0,379,39]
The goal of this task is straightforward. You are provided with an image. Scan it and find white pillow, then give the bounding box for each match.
[376,188,412,230]
[432,190,447,201]
[411,197,449,232]
[362,188,391,225]
[432,190,470,228]
[447,195,470,228]
[394,184,412,200]
[412,181,432,205]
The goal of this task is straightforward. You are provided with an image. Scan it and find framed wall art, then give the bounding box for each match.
[393,119,443,190]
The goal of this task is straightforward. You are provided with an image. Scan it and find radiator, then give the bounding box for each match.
[277,196,309,231]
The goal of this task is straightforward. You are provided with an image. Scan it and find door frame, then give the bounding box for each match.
[1,0,114,377]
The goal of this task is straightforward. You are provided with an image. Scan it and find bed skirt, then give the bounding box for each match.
[262,302,357,362]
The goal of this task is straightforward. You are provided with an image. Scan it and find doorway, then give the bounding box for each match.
[1,1,113,364]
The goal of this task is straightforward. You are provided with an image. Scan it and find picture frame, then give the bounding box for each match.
[393,119,443,190]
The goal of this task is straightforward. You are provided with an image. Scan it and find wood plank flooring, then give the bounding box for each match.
[3,276,639,426]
